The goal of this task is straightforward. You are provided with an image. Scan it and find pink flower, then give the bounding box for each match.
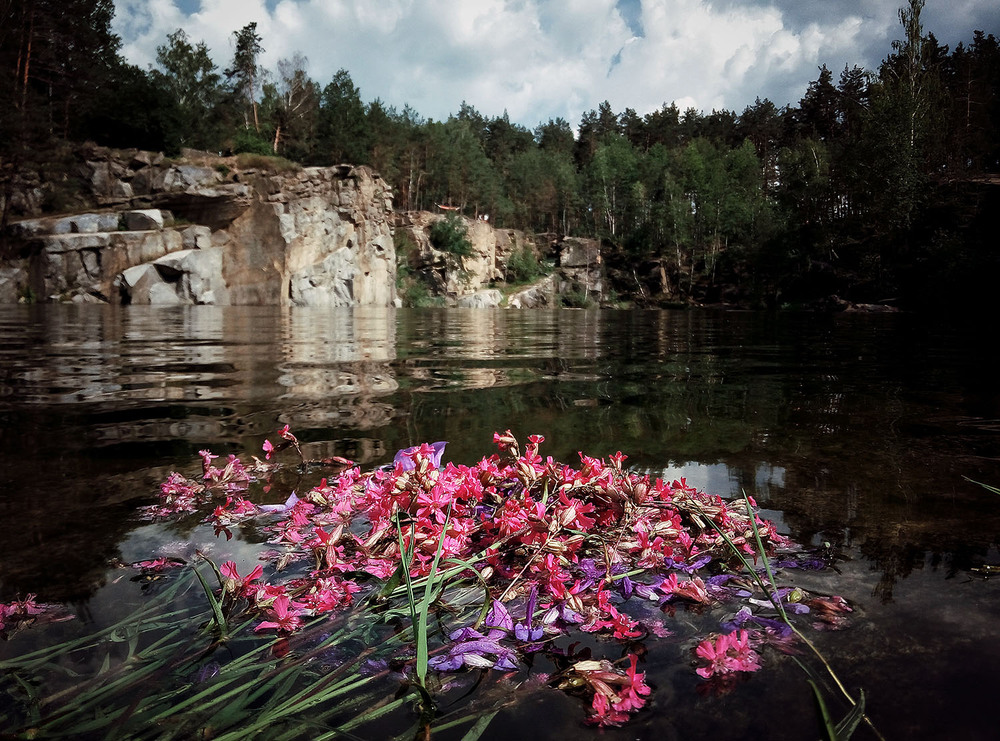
[254,595,305,633]
[262,439,274,460]
[613,654,652,712]
[608,451,628,469]
[724,629,761,672]
[220,561,264,598]
[589,692,630,726]
[198,449,220,480]
[695,630,761,679]
[659,573,711,603]
[133,557,181,572]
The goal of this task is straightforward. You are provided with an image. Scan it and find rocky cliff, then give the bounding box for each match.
[1,148,396,306]
[393,212,606,308]
[1,147,611,308]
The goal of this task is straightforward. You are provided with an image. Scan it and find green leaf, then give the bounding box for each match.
[808,678,840,741]
[192,563,229,638]
[459,709,500,741]
[835,689,866,739]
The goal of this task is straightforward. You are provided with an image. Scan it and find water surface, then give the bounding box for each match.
[1,305,998,739]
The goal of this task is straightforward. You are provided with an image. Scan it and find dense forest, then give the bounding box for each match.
[2,0,999,307]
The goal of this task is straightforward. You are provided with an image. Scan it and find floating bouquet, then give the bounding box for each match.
[1,429,865,739]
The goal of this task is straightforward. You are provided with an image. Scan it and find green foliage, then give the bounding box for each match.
[396,270,442,308]
[318,69,369,165]
[260,55,320,161]
[225,23,264,134]
[429,214,474,257]
[231,129,273,156]
[395,237,443,307]
[505,245,543,284]
[425,118,502,214]
[559,286,594,308]
[153,29,225,150]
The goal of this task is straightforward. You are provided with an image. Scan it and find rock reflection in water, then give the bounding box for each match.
[0,305,400,601]
[1,305,998,608]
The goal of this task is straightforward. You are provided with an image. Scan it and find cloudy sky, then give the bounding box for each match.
[112,0,1000,129]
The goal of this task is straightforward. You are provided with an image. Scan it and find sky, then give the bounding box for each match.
[112,0,1000,129]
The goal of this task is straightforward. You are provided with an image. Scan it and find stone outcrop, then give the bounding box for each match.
[1,149,396,307]
[394,211,542,300]
[456,289,504,308]
[507,275,558,308]
[393,211,607,308]
[556,237,604,302]
[1,146,610,309]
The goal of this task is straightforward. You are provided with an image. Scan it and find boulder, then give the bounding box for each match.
[456,289,503,308]
[123,209,170,231]
[180,225,212,250]
[154,248,227,304]
[49,212,120,234]
[117,248,228,305]
[162,165,223,191]
[508,275,557,308]
[117,264,181,305]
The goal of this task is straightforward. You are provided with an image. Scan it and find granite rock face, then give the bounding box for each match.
[2,150,397,307]
[2,147,607,308]
[394,211,539,300]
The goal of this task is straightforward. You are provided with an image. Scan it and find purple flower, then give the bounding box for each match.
[449,626,487,642]
[514,586,544,643]
[258,491,299,514]
[484,600,514,632]
[633,582,660,601]
[664,554,711,574]
[721,606,793,638]
[542,603,584,626]
[579,558,604,580]
[514,623,544,641]
[393,441,447,471]
[428,635,519,672]
[618,574,634,600]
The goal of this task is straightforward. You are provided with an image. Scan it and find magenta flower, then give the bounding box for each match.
[254,595,305,633]
[220,561,264,598]
[695,629,761,679]
[615,654,652,712]
[198,449,220,480]
[132,557,182,572]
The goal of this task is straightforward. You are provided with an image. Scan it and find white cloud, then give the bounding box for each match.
[112,0,999,128]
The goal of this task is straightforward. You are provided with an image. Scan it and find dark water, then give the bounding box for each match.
[1,304,998,739]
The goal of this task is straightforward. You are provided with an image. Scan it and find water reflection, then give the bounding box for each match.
[2,304,999,739]
[1,305,998,606]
